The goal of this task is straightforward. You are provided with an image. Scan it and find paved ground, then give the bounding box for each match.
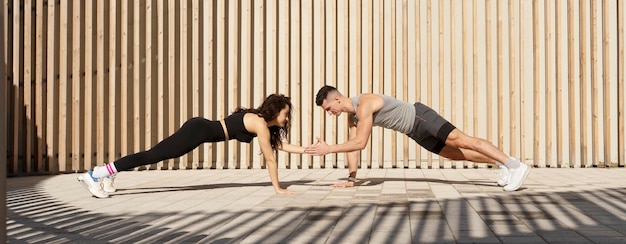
[6,168,626,243]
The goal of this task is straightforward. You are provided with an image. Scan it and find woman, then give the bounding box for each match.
[78,94,308,198]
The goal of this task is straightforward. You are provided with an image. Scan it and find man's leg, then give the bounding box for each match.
[444,128,510,164]
[444,128,529,191]
[437,145,497,164]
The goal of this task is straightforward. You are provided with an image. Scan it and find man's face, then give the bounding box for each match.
[321,96,341,116]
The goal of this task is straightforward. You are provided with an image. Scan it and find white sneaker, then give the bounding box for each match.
[503,163,531,192]
[102,175,117,193]
[77,171,109,198]
[497,166,510,186]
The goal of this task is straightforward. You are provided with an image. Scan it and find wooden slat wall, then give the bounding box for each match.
[2,0,625,175]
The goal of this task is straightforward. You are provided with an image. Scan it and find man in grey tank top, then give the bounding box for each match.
[305,85,530,192]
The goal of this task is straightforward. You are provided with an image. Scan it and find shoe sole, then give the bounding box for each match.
[503,167,531,192]
[77,175,109,198]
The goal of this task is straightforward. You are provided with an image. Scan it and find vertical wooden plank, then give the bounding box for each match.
[267,0,277,96]
[389,0,397,168]
[24,0,33,173]
[335,0,343,169]
[228,0,239,169]
[591,0,599,167]
[376,0,384,168]
[22,0,34,173]
[301,0,312,169]
[71,0,82,171]
[508,0,517,158]
[84,0,94,170]
[461,0,467,141]
[47,0,59,173]
[132,0,146,168]
[10,0,17,173]
[579,0,589,167]
[472,0,479,167]
[289,0,302,169]
[518,0,524,164]
[567,0,576,167]
[617,1,626,166]
[556,0,564,166]
[133,0,142,167]
[485,0,493,162]
[324,0,334,168]
[157,0,165,169]
[451,0,460,168]
[601,0,611,167]
[365,0,373,169]
[166,0,174,169]
[216,0,225,169]
[120,0,129,160]
[436,0,444,168]
[425,0,433,167]
[96,0,105,167]
[545,0,554,167]
[414,0,421,168]
[59,0,68,172]
[145,0,154,168]
[402,0,408,168]
[532,0,541,167]
[35,0,44,171]
[278,0,290,168]
[203,0,214,169]
[167,0,177,169]
[496,0,503,155]
[191,0,199,168]
[180,0,190,169]
[251,0,262,169]
[313,0,324,169]
[0,0,6,236]
[108,0,118,166]
[240,0,252,168]
[341,0,349,168]
[381,0,391,168]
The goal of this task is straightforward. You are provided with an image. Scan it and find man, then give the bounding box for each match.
[305,85,530,191]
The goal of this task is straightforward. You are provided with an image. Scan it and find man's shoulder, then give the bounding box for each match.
[355,94,384,113]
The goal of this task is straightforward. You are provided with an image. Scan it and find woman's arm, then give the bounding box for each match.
[277,141,307,154]
[248,118,297,194]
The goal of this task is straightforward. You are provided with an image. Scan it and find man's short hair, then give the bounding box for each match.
[315,85,338,106]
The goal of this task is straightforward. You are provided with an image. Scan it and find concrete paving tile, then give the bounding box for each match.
[7,168,626,243]
[536,230,593,243]
[498,236,548,243]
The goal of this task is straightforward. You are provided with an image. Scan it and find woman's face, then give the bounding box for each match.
[275,105,290,127]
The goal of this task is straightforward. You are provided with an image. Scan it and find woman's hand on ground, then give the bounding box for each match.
[275,188,298,194]
[331,181,355,188]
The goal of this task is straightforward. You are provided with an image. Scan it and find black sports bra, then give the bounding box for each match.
[223,112,256,143]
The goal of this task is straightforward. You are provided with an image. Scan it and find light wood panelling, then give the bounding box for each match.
[3,0,625,175]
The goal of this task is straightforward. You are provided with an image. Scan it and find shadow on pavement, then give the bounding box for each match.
[6,176,626,243]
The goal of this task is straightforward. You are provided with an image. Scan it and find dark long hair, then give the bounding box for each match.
[235,94,292,150]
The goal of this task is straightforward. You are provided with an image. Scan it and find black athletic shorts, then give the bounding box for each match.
[406,103,456,154]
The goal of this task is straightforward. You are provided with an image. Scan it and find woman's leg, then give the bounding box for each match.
[93,117,221,177]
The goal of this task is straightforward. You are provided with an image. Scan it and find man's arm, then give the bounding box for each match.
[326,106,373,153]
[306,97,376,155]
[332,120,360,187]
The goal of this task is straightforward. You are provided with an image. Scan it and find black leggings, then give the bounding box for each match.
[112,117,226,171]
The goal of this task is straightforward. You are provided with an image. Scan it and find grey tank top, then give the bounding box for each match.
[351,94,415,134]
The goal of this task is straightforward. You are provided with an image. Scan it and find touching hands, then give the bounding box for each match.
[304,137,330,156]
